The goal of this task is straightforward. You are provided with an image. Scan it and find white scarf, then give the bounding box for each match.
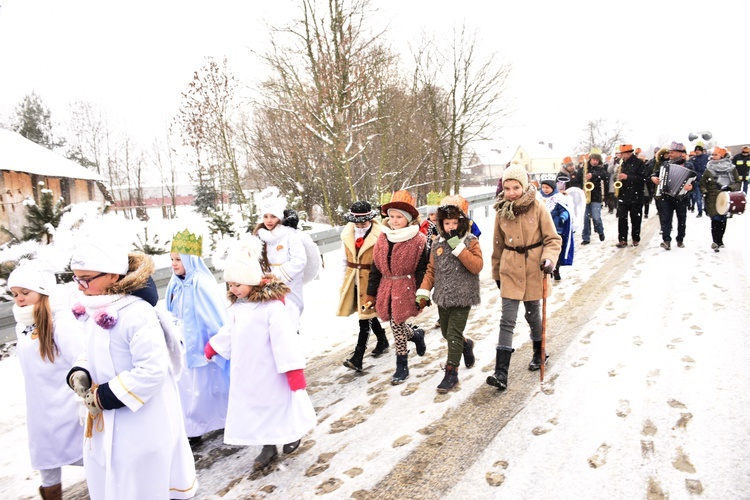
[13,304,35,328]
[74,294,140,329]
[381,224,420,243]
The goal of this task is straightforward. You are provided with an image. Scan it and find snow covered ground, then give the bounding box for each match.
[1,193,749,499]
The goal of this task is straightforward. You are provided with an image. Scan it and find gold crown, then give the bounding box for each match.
[426,191,446,206]
[171,229,203,257]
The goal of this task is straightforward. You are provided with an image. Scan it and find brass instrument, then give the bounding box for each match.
[613,162,623,197]
[583,159,594,203]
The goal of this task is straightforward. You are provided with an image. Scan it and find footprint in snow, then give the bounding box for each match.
[587,443,611,468]
[633,336,643,346]
[571,357,588,368]
[616,399,631,418]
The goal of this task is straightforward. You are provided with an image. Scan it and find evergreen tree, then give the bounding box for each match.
[193,181,219,216]
[12,92,63,150]
[21,183,70,244]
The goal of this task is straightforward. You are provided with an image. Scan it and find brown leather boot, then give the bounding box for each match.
[39,483,62,500]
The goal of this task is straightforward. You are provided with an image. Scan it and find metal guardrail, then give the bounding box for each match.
[0,192,497,346]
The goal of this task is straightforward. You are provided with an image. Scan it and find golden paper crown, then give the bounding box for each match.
[426,191,446,206]
[379,192,392,205]
[171,229,203,257]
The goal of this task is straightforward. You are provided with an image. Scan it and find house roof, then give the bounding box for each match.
[0,128,103,181]
[517,143,564,159]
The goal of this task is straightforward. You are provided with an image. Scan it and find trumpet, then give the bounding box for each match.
[613,163,623,198]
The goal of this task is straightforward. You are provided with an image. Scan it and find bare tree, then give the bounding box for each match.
[173,57,248,213]
[66,100,106,173]
[576,118,627,156]
[413,26,512,194]
[251,0,398,223]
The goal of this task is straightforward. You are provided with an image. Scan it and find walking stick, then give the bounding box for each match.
[541,271,548,384]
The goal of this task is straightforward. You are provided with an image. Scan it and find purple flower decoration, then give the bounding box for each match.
[94,310,117,329]
[72,303,86,320]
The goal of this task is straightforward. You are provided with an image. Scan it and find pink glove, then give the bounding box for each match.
[204,342,218,360]
[286,369,307,391]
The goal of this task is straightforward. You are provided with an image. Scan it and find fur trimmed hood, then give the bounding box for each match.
[106,252,155,295]
[230,274,290,303]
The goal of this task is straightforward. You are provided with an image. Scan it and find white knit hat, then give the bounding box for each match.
[223,236,264,286]
[70,241,129,275]
[502,163,529,190]
[257,186,287,221]
[7,263,55,295]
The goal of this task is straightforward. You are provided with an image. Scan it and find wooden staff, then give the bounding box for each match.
[541,272,548,384]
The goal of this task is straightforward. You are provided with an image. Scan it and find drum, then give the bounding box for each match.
[716,191,746,216]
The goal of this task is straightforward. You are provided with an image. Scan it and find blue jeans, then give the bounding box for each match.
[582,202,603,242]
[691,185,704,214]
[660,196,688,243]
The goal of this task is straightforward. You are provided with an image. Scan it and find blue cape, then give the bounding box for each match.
[540,189,575,266]
[165,254,229,372]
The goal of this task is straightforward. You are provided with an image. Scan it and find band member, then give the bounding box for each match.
[700,146,741,251]
[651,142,696,250]
[614,144,649,247]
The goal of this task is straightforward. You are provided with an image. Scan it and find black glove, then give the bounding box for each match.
[540,259,554,274]
[495,280,502,289]
[721,185,732,192]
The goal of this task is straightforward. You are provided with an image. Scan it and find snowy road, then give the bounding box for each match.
[2,204,749,499]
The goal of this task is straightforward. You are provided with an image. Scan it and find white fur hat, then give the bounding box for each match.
[70,241,129,275]
[257,186,287,221]
[7,263,55,295]
[223,236,264,286]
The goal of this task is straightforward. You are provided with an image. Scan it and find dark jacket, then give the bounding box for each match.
[616,155,649,204]
[556,167,582,190]
[585,163,609,204]
[732,152,750,179]
[691,153,708,182]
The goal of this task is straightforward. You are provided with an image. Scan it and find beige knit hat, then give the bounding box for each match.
[501,164,529,190]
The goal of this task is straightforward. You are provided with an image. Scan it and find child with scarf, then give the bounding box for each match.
[538,175,575,281]
[253,188,308,330]
[415,195,483,393]
[165,230,229,447]
[366,190,429,385]
[700,146,742,251]
[9,263,84,500]
[338,201,390,372]
[67,242,197,499]
[205,236,316,471]
[488,165,562,391]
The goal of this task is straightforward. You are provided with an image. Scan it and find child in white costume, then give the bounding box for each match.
[166,230,229,445]
[67,242,197,500]
[205,236,316,470]
[8,263,84,500]
[253,187,307,328]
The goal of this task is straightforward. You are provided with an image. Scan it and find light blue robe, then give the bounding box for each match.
[166,254,230,438]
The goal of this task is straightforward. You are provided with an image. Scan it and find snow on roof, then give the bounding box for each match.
[519,142,564,159]
[0,128,103,181]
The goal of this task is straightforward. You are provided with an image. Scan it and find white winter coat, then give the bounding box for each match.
[256,225,307,326]
[74,294,197,500]
[15,302,84,470]
[209,296,316,446]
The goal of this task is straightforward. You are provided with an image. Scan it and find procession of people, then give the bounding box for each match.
[4,140,746,499]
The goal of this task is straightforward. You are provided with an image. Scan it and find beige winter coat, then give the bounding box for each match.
[336,220,381,319]
[491,187,562,301]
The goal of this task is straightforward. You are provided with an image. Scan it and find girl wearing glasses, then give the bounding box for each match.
[8,263,84,500]
[66,243,197,499]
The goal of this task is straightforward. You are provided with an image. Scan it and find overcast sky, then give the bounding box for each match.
[1,0,748,158]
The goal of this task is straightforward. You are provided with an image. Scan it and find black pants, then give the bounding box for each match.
[617,201,643,243]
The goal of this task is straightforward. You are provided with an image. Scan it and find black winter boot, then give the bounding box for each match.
[436,364,459,393]
[528,340,549,371]
[486,349,513,390]
[370,318,390,357]
[254,445,278,470]
[391,354,409,385]
[343,325,369,372]
[410,326,426,356]
[462,338,475,368]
